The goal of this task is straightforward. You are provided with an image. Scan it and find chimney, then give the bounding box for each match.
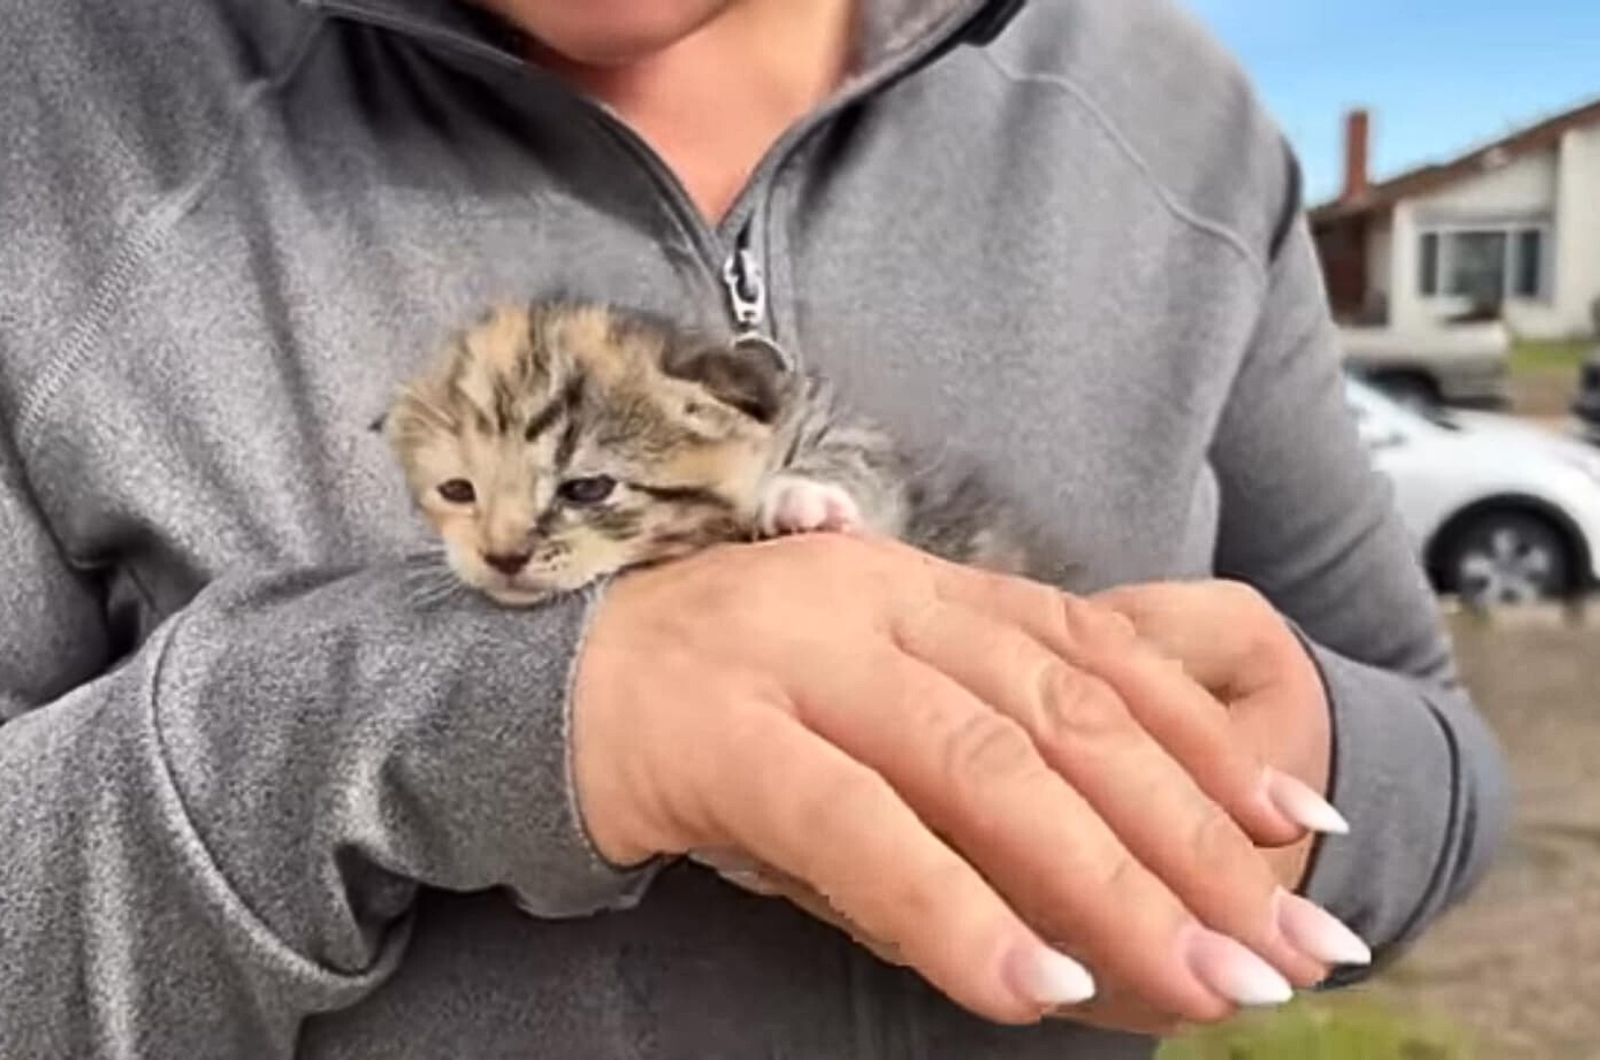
[1342,109,1371,202]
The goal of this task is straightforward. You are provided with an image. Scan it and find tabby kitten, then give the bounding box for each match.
[383,300,1030,605]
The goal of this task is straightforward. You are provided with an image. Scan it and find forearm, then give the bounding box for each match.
[0,563,651,1055]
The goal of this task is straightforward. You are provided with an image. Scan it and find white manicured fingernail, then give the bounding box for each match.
[1184,926,1294,1007]
[1275,889,1372,967]
[1263,768,1350,835]
[1006,945,1098,1007]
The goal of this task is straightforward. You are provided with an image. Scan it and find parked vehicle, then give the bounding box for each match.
[1346,376,1600,604]
[1569,299,1600,443]
[1340,320,1511,409]
[1575,349,1600,444]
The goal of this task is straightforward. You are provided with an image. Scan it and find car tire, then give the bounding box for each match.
[1436,509,1574,606]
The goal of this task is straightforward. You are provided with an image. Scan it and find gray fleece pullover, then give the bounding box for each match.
[0,0,1506,1057]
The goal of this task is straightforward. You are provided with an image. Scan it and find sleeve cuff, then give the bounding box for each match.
[504,580,665,917]
[1296,639,1458,975]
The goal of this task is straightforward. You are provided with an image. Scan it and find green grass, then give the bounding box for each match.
[1508,338,1591,376]
[1156,996,1475,1060]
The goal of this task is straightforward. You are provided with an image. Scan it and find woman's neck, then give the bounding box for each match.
[526,1,857,223]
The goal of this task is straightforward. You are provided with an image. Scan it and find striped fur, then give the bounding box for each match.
[384,300,1032,606]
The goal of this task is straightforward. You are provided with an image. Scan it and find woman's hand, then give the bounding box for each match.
[1052,578,1372,1035]
[571,535,1362,1026]
[1093,579,1353,911]
[676,572,1373,1037]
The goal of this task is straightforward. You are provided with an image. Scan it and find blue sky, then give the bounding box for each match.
[1182,1,1600,205]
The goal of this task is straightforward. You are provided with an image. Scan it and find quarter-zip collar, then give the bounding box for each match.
[286,0,1026,351]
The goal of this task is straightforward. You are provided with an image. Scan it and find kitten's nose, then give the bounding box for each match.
[483,551,532,576]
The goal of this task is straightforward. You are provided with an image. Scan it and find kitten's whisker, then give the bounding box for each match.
[401,552,469,610]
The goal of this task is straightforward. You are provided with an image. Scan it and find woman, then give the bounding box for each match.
[0,0,1505,1056]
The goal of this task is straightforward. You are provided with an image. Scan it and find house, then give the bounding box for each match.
[1312,99,1600,341]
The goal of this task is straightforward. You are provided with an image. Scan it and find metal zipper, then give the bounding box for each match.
[721,228,792,369]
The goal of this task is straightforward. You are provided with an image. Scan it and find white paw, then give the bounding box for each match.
[758,476,863,537]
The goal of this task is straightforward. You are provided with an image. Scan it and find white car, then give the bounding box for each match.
[1345,377,1600,604]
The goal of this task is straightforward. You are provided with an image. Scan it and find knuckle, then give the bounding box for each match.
[1189,801,1248,869]
[1093,850,1142,896]
[1215,581,1280,641]
[1033,664,1130,748]
[1101,608,1139,642]
[1216,580,1290,656]
[795,765,893,841]
[1053,594,1137,652]
[882,855,975,937]
[942,713,1041,790]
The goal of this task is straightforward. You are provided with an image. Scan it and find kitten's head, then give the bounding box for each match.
[385,301,793,605]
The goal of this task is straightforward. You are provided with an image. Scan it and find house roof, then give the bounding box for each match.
[1310,95,1600,225]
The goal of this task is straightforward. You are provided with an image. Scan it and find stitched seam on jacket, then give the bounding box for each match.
[977,49,1270,283]
[14,17,326,449]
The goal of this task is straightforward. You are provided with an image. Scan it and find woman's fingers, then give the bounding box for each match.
[792,645,1299,1015]
[930,559,1345,845]
[881,601,1328,987]
[710,708,1098,1023]
[1095,578,1357,949]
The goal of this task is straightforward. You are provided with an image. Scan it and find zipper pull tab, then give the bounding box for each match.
[721,234,792,370]
[722,245,766,335]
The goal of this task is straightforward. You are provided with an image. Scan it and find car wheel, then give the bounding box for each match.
[1439,510,1573,606]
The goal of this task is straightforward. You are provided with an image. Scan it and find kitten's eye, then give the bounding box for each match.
[557,475,617,505]
[437,478,477,505]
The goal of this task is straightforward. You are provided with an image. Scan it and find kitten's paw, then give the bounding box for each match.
[759,476,863,537]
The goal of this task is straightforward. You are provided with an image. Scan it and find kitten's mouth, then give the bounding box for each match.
[482,571,557,607]
[484,584,551,607]
[443,548,559,607]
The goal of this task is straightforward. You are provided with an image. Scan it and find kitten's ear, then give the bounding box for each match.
[660,339,791,425]
[381,375,456,448]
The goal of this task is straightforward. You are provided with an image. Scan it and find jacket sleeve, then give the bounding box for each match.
[1209,184,1509,980]
[0,430,652,1057]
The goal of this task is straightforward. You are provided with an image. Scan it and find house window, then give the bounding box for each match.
[1418,225,1549,303]
[1446,231,1508,303]
[1419,233,1440,296]
[1515,229,1544,298]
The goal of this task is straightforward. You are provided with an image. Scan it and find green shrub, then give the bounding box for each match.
[1157,996,1473,1060]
